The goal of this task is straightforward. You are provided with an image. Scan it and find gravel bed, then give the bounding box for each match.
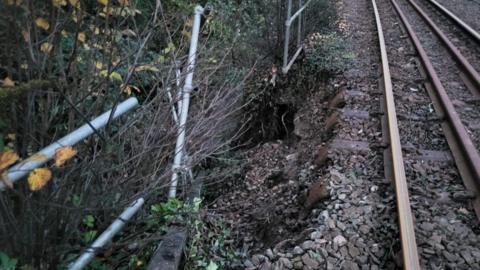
[394,0,480,150]
[435,0,480,32]
[414,0,480,73]
[208,0,480,269]
[378,0,480,268]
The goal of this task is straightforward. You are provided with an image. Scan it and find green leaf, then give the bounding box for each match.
[72,195,82,206]
[83,215,95,228]
[0,252,17,270]
[84,230,97,243]
[206,261,218,270]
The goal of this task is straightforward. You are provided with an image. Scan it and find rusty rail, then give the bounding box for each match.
[426,0,480,43]
[390,0,480,216]
[406,0,480,94]
[371,0,421,269]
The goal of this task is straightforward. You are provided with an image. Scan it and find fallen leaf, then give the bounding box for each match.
[95,61,103,69]
[97,0,108,6]
[7,134,16,141]
[52,0,67,7]
[6,0,22,6]
[2,77,15,87]
[35,18,50,30]
[118,0,129,6]
[134,65,159,72]
[40,42,53,53]
[122,85,140,95]
[21,30,30,42]
[54,146,77,167]
[77,32,86,43]
[69,0,80,8]
[0,150,19,172]
[28,168,52,191]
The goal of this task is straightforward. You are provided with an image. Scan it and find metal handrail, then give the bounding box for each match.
[169,5,204,198]
[69,198,145,270]
[0,97,139,191]
[68,5,205,269]
[282,0,313,74]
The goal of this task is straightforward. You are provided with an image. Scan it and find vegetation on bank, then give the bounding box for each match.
[0,0,353,269]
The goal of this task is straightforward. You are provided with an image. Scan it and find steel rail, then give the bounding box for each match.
[390,0,480,185]
[406,0,480,93]
[425,0,480,43]
[372,0,421,268]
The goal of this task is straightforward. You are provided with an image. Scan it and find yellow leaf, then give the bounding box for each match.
[77,32,86,43]
[52,0,67,7]
[61,30,68,37]
[6,0,22,6]
[0,150,19,172]
[21,30,30,42]
[2,77,15,87]
[35,18,50,31]
[30,154,49,161]
[28,168,52,191]
[40,42,53,53]
[69,0,80,8]
[134,65,160,72]
[181,30,191,40]
[122,85,140,96]
[95,62,103,69]
[97,0,108,6]
[54,146,77,167]
[109,71,122,82]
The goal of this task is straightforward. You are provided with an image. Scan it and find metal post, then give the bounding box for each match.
[297,0,303,47]
[0,97,139,191]
[68,198,145,270]
[282,0,293,74]
[169,5,204,198]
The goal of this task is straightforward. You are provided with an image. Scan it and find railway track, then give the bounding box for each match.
[372,0,480,268]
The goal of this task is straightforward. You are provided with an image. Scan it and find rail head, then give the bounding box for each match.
[372,0,421,268]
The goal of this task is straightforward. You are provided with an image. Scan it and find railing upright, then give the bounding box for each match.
[282,0,313,74]
[169,5,204,198]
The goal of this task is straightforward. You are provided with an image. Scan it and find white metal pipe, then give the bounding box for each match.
[287,0,312,26]
[297,0,303,47]
[282,0,293,74]
[175,62,183,117]
[0,97,139,191]
[166,87,179,124]
[169,5,204,198]
[68,198,145,270]
[283,0,312,74]
[284,46,304,73]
